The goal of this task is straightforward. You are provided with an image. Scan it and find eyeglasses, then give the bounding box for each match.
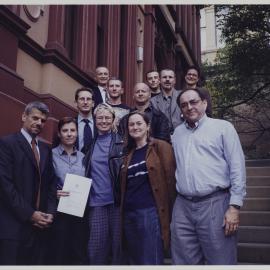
[180,99,201,109]
[96,116,113,121]
[186,73,198,78]
[78,97,92,102]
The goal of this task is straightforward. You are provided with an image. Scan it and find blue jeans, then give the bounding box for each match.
[124,206,164,265]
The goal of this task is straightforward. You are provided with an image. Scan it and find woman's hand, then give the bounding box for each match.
[57,190,70,199]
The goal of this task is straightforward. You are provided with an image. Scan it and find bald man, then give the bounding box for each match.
[119,82,170,142]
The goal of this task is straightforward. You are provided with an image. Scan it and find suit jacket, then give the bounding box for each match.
[120,138,176,250]
[0,132,57,241]
[150,88,183,133]
[92,86,104,110]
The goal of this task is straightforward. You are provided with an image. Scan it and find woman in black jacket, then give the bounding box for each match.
[84,103,125,265]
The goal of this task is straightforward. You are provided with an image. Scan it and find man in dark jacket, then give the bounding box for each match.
[0,101,57,265]
[119,83,171,143]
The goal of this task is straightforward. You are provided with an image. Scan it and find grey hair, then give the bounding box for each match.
[24,101,50,116]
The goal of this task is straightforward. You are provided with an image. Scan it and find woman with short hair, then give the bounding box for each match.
[84,103,125,265]
[50,117,88,265]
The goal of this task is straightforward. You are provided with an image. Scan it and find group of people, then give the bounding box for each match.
[0,65,246,265]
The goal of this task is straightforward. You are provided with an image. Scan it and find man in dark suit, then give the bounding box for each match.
[74,87,96,154]
[92,66,110,109]
[0,101,57,265]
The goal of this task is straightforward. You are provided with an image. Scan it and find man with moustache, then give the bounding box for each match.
[151,69,182,134]
[0,101,57,265]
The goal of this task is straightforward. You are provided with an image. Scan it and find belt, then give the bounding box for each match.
[178,188,229,202]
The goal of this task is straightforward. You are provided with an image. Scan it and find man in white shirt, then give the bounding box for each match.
[92,66,110,108]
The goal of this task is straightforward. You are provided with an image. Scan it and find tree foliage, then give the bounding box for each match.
[202,5,270,157]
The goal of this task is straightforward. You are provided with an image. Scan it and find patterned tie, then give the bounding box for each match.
[31,138,41,209]
[83,119,92,149]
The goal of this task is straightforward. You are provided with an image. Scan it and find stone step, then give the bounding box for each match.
[246,159,270,167]
[242,198,270,211]
[246,186,270,197]
[247,176,270,186]
[237,243,270,263]
[240,211,270,226]
[238,226,270,243]
[246,167,270,177]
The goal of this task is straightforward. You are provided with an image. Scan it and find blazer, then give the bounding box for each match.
[0,132,57,240]
[150,88,183,133]
[120,138,176,250]
[92,85,105,110]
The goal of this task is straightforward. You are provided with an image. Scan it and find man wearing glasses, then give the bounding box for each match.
[170,88,246,265]
[183,66,212,117]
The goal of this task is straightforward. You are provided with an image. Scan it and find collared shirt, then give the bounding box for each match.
[162,94,172,126]
[78,114,94,151]
[171,115,246,206]
[98,86,107,103]
[21,128,40,157]
[52,144,85,188]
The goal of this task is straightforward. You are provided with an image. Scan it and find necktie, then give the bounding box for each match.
[31,138,41,209]
[83,119,93,149]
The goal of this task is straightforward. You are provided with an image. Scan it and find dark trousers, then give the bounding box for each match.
[48,212,89,265]
[0,229,49,265]
[124,206,164,265]
[88,204,121,265]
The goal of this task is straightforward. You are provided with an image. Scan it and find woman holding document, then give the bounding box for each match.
[84,103,125,265]
[49,117,88,265]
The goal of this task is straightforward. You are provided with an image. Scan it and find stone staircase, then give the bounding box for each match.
[238,159,270,264]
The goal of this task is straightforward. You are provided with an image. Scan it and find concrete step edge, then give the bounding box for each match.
[247,176,270,179]
[239,225,270,229]
[240,210,270,213]
[244,197,270,200]
[238,242,270,247]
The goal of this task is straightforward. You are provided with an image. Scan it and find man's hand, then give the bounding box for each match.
[31,211,54,229]
[223,206,240,236]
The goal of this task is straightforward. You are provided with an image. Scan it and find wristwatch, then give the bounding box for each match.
[230,204,241,210]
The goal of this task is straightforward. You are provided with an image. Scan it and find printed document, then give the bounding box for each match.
[57,173,92,217]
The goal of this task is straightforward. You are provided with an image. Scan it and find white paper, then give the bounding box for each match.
[57,173,92,217]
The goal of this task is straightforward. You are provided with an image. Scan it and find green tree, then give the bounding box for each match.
[202,5,270,158]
